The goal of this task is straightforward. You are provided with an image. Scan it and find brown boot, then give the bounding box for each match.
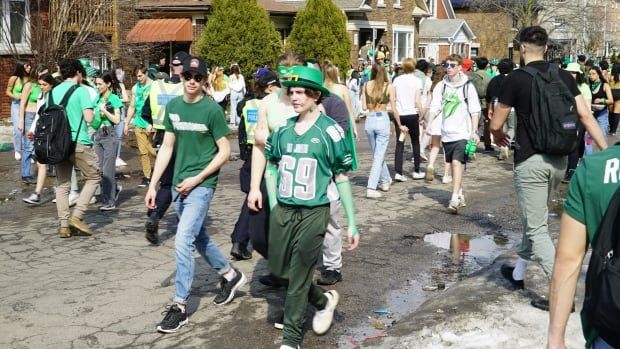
[58,226,72,238]
[68,216,93,236]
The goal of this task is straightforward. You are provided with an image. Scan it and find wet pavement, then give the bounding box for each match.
[1,123,611,349]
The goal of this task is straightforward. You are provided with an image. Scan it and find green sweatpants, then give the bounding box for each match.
[268,204,330,347]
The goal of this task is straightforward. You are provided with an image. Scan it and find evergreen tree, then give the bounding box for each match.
[196,0,281,79]
[286,0,352,74]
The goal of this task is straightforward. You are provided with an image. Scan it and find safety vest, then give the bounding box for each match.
[149,80,183,130]
[242,99,260,145]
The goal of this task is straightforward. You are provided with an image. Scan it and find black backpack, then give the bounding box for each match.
[520,64,579,155]
[583,185,620,346]
[33,85,82,164]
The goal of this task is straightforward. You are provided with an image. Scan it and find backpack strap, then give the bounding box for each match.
[60,84,83,143]
[591,185,620,256]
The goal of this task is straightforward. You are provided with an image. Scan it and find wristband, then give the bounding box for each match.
[264,164,278,211]
[335,177,359,235]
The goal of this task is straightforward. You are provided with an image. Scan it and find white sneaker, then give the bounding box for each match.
[15,152,21,161]
[448,198,460,213]
[412,171,425,180]
[378,182,391,192]
[442,176,453,184]
[394,173,408,182]
[89,196,97,205]
[279,345,300,349]
[425,166,434,182]
[312,290,339,335]
[420,152,428,162]
[366,189,382,199]
[115,157,127,167]
[69,191,79,207]
[458,194,466,207]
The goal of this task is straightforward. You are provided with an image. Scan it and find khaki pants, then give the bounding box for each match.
[55,144,100,227]
[135,127,156,178]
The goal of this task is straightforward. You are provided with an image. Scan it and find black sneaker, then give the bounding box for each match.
[500,264,524,289]
[531,297,575,313]
[145,215,159,245]
[138,177,150,188]
[259,273,287,288]
[99,204,117,211]
[230,243,252,260]
[317,269,342,285]
[213,268,246,305]
[156,304,188,333]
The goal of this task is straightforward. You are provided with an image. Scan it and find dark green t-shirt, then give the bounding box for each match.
[163,96,230,188]
[92,93,123,129]
[46,81,94,145]
[563,144,620,347]
[265,113,353,207]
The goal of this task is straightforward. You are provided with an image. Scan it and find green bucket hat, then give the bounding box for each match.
[280,65,330,97]
[79,57,98,77]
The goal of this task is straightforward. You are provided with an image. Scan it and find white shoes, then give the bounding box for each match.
[442,175,453,184]
[425,166,434,182]
[394,173,408,182]
[448,195,466,213]
[115,157,127,167]
[312,290,339,335]
[412,171,425,180]
[366,189,382,199]
[420,152,428,162]
[15,152,21,161]
[279,345,300,349]
[378,182,391,192]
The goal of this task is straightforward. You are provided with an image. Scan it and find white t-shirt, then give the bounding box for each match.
[429,73,481,142]
[392,73,422,115]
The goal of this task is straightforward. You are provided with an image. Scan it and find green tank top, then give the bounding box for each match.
[11,78,24,97]
[28,84,41,104]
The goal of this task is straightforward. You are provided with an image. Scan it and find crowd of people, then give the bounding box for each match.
[5,25,620,349]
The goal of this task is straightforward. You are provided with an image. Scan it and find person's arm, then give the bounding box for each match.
[335,173,360,251]
[253,94,271,146]
[389,84,407,131]
[468,85,481,142]
[576,94,608,151]
[490,102,511,146]
[176,135,230,196]
[6,76,17,99]
[247,143,267,212]
[17,82,32,134]
[145,131,175,209]
[361,83,368,111]
[414,88,424,121]
[124,86,136,135]
[100,104,121,124]
[603,83,614,106]
[547,214,588,349]
[120,83,129,104]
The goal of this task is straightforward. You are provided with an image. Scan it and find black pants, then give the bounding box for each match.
[609,112,620,135]
[230,156,270,258]
[394,114,420,173]
[148,152,175,220]
[567,125,586,174]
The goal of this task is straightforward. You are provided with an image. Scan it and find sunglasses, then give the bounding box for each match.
[182,72,204,82]
[443,63,458,69]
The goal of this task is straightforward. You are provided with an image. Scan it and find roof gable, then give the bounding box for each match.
[419,18,475,40]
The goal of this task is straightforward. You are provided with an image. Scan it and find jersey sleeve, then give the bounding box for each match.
[563,160,586,225]
[109,94,123,109]
[77,87,94,110]
[325,121,353,174]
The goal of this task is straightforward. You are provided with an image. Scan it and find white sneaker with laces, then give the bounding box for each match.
[394,173,408,182]
[366,189,382,199]
[279,345,300,349]
[378,182,391,192]
[312,290,339,335]
[412,171,425,180]
[442,176,453,184]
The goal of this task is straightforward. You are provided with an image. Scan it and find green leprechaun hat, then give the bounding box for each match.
[280,65,330,97]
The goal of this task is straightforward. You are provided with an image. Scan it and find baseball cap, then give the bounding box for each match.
[182,56,207,76]
[461,59,474,72]
[171,51,189,66]
[154,72,169,80]
[257,70,279,88]
[253,66,270,78]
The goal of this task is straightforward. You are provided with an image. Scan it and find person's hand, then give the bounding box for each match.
[347,226,360,251]
[493,131,510,147]
[145,187,157,210]
[123,123,130,136]
[146,124,154,134]
[247,189,263,212]
[399,125,408,133]
[17,121,24,134]
[471,132,480,144]
[175,175,202,197]
[353,125,359,139]
[99,104,107,113]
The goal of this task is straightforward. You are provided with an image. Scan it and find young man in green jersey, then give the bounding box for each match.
[248,65,360,349]
[145,56,246,334]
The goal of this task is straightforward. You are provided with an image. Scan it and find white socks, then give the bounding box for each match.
[223,268,237,281]
[512,258,528,281]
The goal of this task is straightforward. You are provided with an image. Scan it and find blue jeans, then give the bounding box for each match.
[365,112,391,190]
[173,187,230,304]
[585,110,609,155]
[11,100,21,153]
[593,336,614,349]
[230,90,244,125]
[94,127,118,205]
[20,111,35,177]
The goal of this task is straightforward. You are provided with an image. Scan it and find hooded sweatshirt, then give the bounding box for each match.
[429,72,481,142]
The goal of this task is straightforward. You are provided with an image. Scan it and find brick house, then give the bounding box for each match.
[418,0,477,62]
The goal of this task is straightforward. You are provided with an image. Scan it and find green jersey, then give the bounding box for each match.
[163,96,230,189]
[46,81,94,145]
[265,113,353,207]
[563,144,620,347]
[92,93,123,129]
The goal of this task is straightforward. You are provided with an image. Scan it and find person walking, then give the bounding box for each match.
[486,59,515,161]
[563,62,592,183]
[18,64,47,184]
[124,64,155,188]
[427,54,481,212]
[113,68,130,167]
[362,63,407,198]
[392,57,425,181]
[145,56,246,333]
[588,66,614,138]
[609,63,620,136]
[6,61,31,161]
[490,26,608,310]
[228,64,246,127]
[425,64,453,184]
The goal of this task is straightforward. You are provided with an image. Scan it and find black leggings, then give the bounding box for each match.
[567,126,586,174]
[394,114,421,173]
[609,112,620,135]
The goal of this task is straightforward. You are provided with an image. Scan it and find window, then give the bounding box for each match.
[394,0,401,7]
[378,0,386,7]
[426,0,435,16]
[392,30,412,63]
[470,47,479,57]
[0,0,30,52]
